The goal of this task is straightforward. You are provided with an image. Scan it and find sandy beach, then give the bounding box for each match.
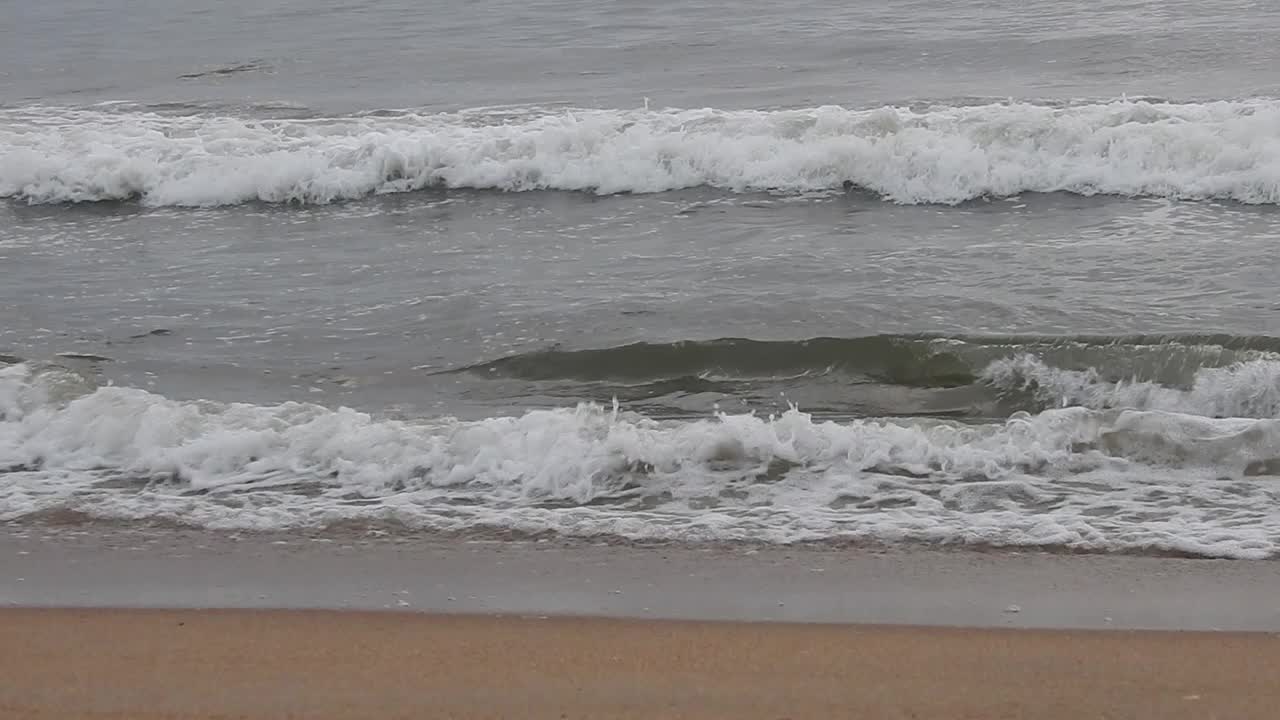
[4,607,1279,720]
[5,528,1280,718]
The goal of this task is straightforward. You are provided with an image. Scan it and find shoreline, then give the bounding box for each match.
[5,524,1280,717]
[5,607,1280,720]
[5,523,1280,630]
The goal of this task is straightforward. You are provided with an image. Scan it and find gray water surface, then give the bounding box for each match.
[5,0,1280,556]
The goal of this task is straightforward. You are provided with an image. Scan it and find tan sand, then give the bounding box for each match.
[3,608,1279,720]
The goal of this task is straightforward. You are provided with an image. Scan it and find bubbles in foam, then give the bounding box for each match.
[982,353,1280,418]
[4,97,1280,206]
[3,362,1280,558]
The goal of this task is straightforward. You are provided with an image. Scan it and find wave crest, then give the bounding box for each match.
[4,362,1280,558]
[4,98,1280,206]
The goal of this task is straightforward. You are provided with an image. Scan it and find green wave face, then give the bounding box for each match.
[451,334,1280,419]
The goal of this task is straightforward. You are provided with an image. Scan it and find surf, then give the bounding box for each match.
[4,97,1280,206]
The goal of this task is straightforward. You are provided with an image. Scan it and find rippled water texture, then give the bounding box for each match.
[4,0,1280,556]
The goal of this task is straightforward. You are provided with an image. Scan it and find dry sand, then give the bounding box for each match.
[4,608,1280,720]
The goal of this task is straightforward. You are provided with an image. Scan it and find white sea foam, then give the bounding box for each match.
[3,362,1280,558]
[4,98,1280,206]
[982,354,1280,418]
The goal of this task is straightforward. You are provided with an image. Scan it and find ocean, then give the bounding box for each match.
[4,0,1280,558]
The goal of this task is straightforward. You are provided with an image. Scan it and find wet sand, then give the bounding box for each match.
[5,527,1280,718]
[6,526,1280,629]
[4,607,1280,720]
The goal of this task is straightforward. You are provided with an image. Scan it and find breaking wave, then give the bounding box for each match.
[461,333,1280,382]
[457,334,1280,417]
[5,355,1280,559]
[4,97,1280,206]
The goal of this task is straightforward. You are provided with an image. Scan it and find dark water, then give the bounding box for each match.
[4,0,1280,557]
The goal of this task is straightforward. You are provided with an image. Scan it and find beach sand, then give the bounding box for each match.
[6,528,1280,718]
[4,608,1280,720]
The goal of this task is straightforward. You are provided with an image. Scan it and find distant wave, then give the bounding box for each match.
[177,59,273,80]
[3,98,1280,206]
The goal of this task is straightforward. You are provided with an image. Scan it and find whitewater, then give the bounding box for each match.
[7,0,1280,567]
[4,98,1280,207]
[5,356,1280,559]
